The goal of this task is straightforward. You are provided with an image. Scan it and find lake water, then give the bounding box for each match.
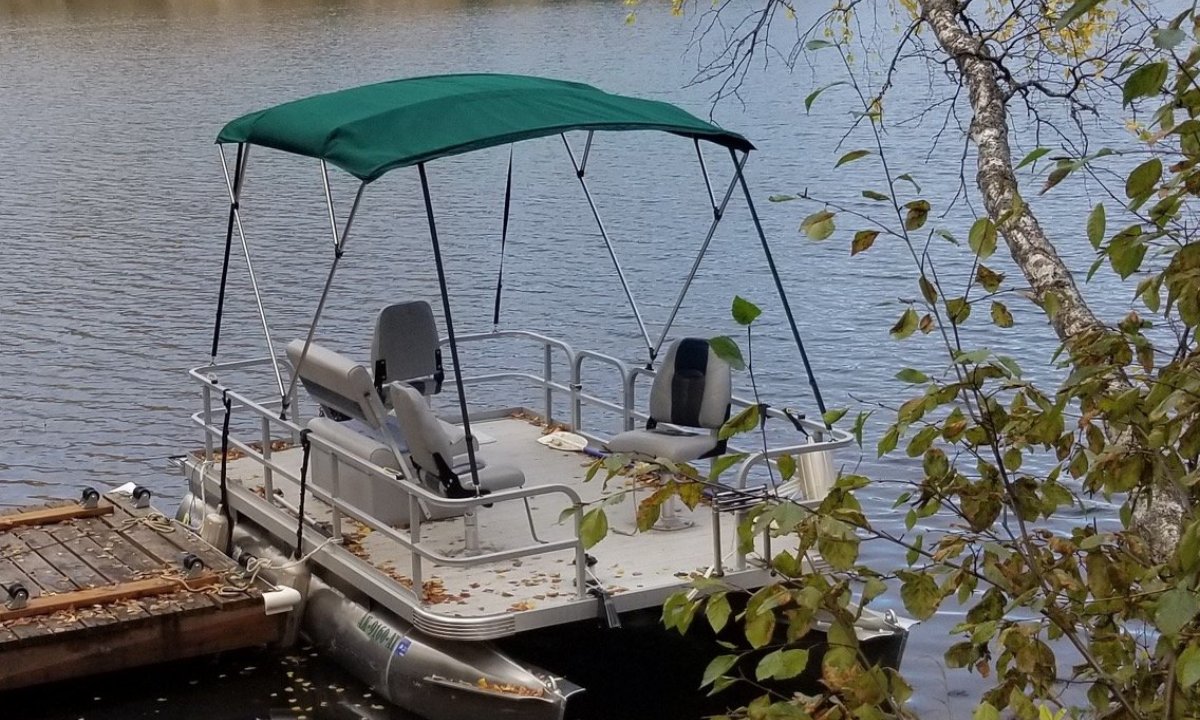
[0,0,1135,717]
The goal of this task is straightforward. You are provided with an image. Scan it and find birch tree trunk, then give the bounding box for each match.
[919,0,1185,562]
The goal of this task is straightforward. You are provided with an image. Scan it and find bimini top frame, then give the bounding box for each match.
[209,73,829,489]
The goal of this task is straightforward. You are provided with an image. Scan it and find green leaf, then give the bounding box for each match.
[709,335,745,371]
[822,407,848,425]
[890,308,919,339]
[579,508,609,549]
[863,577,888,604]
[805,38,834,50]
[897,173,921,193]
[991,301,1014,328]
[700,654,739,688]
[804,82,846,112]
[720,403,761,440]
[731,295,762,325]
[977,265,1004,293]
[861,190,889,201]
[896,368,929,384]
[817,516,859,570]
[835,149,872,167]
[968,217,997,259]
[1123,61,1169,106]
[801,210,836,240]
[1015,147,1051,170]
[1125,158,1162,199]
[852,411,871,448]
[851,229,879,256]
[904,199,930,231]
[1054,0,1103,30]
[946,297,971,325]
[708,452,748,482]
[1087,203,1106,249]
[878,425,899,457]
[756,648,810,681]
[744,607,776,649]
[1108,226,1146,279]
[1156,588,1200,636]
[1042,163,1073,194]
[974,702,1001,720]
[899,572,942,620]
[768,194,797,203]
[706,592,732,633]
[912,277,934,307]
[777,454,796,482]
[1153,26,1187,49]
[1178,643,1200,688]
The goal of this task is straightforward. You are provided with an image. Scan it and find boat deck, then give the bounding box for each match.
[218,412,782,637]
[0,492,286,690]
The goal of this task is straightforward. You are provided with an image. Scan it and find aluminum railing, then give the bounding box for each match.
[192,330,852,596]
[189,358,589,604]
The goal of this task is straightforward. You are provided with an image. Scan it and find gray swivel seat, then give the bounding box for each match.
[607,337,733,463]
[371,301,444,399]
[390,383,531,551]
[389,384,524,498]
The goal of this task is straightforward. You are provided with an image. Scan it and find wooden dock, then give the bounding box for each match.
[0,491,287,690]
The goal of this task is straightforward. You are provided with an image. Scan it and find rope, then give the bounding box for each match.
[294,429,312,560]
[118,511,177,534]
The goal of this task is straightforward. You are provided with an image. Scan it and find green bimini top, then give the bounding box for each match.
[217,73,754,183]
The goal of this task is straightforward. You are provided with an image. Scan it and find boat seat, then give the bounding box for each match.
[371,301,444,400]
[284,339,476,527]
[606,337,732,463]
[389,383,524,498]
[285,339,473,457]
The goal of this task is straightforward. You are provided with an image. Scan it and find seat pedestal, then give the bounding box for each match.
[653,495,693,532]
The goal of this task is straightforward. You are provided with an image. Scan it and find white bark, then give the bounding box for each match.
[919,0,1184,561]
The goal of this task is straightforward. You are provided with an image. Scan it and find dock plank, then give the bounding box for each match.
[0,502,113,531]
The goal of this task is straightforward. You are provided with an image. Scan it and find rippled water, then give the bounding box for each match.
[0,1,1136,717]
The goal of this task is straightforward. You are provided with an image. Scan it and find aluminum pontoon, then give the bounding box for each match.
[174,74,908,720]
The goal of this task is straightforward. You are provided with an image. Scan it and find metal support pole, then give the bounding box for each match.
[651,152,748,360]
[218,144,287,401]
[211,143,245,363]
[695,139,716,210]
[417,162,482,488]
[281,176,367,416]
[731,149,830,423]
[579,131,594,176]
[562,134,654,361]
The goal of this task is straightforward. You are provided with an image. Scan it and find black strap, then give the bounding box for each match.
[218,392,233,525]
[211,144,244,360]
[295,429,312,560]
[492,145,514,327]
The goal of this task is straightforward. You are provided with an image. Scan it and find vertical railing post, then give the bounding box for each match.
[330,455,342,543]
[543,344,553,425]
[410,497,423,601]
[261,415,274,497]
[202,383,214,461]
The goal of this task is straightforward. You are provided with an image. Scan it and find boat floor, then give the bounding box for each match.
[218,413,785,632]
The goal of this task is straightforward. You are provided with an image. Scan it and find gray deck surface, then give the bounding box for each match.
[223,414,782,626]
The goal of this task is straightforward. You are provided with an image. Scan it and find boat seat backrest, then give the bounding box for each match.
[388,383,456,477]
[371,301,443,396]
[648,338,732,430]
[285,339,387,429]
